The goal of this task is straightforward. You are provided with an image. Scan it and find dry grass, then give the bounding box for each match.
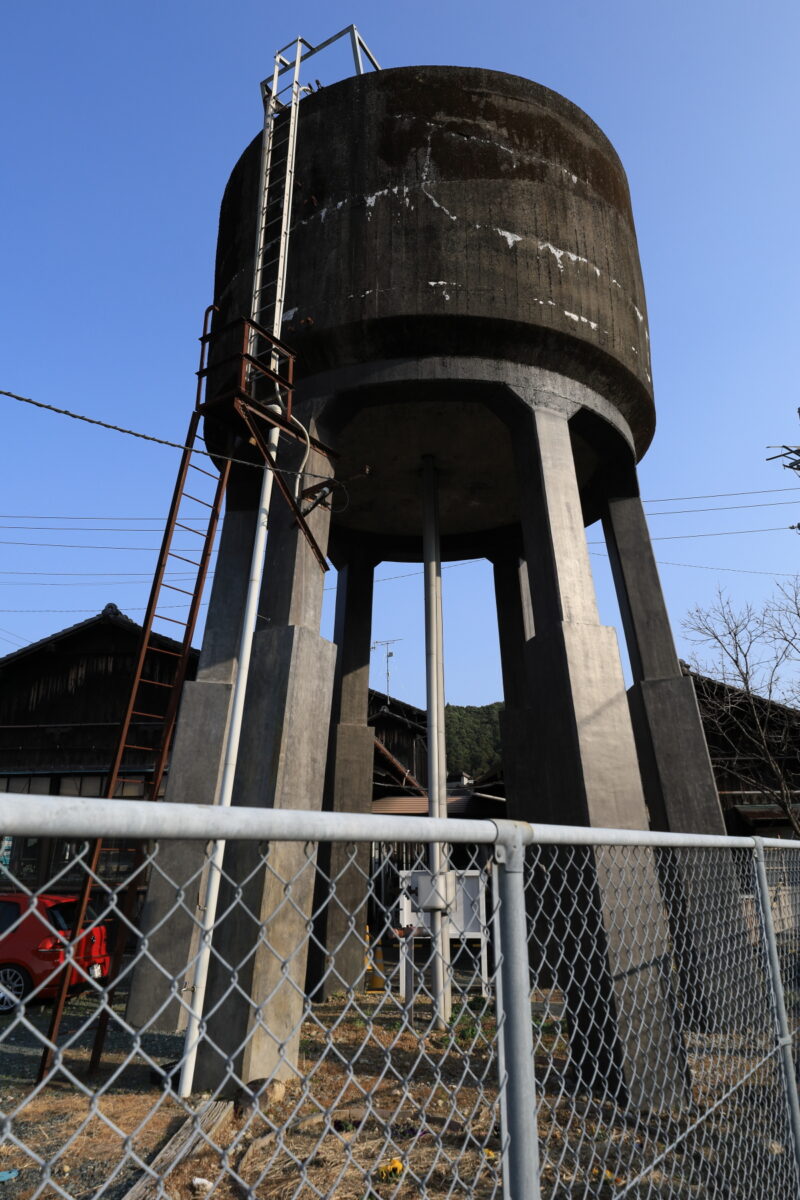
[0,990,793,1199]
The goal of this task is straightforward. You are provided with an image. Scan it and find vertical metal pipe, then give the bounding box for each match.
[349,26,365,74]
[422,455,451,1028]
[753,838,800,1180]
[491,862,509,1183]
[494,823,540,1200]
[179,39,305,1099]
[178,428,279,1099]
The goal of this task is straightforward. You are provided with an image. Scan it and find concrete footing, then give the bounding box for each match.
[308,722,376,998]
[125,679,231,1033]
[192,623,336,1090]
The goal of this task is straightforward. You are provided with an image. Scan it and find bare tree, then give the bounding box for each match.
[683,581,800,838]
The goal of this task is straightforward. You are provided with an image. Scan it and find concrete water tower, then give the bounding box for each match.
[130,61,723,1100]
[203,63,722,834]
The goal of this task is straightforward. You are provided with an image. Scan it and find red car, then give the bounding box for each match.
[0,893,110,1012]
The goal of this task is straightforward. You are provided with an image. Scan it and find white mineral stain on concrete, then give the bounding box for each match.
[496,229,523,247]
[420,138,459,222]
[538,241,601,277]
[564,310,599,331]
[363,186,410,217]
[428,280,460,301]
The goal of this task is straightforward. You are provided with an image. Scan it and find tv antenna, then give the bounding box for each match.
[371,638,402,699]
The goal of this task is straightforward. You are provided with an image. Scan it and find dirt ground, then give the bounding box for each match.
[0,989,794,1199]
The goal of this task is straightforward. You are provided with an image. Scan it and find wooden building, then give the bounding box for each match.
[0,607,434,886]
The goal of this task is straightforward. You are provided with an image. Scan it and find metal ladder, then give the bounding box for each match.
[251,25,380,353]
[38,312,233,1080]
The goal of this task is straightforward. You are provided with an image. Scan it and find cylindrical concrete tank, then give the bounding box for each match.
[209,65,654,554]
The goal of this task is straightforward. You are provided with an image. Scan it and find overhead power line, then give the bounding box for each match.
[6,389,800,508]
[0,579,196,588]
[586,526,791,544]
[0,515,206,522]
[0,541,218,552]
[643,499,800,517]
[1,494,798,527]
[0,624,27,647]
[1,524,792,557]
[0,389,328,482]
[0,604,208,614]
[590,553,798,579]
[650,526,790,542]
[643,486,800,502]
[0,525,194,533]
[0,570,192,577]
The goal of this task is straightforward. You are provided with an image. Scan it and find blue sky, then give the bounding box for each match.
[2,0,799,707]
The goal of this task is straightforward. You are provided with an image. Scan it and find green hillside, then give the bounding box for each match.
[445,702,503,779]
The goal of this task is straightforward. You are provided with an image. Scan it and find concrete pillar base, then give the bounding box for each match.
[525,621,648,828]
[627,677,725,835]
[125,678,232,1033]
[193,623,336,1092]
[628,679,764,1031]
[524,621,685,1106]
[308,722,376,1000]
[498,704,537,821]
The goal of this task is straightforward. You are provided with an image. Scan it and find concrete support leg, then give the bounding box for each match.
[601,481,724,835]
[602,478,763,1032]
[193,445,337,1091]
[514,402,685,1107]
[491,552,536,820]
[126,488,259,1032]
[308,554,377,999]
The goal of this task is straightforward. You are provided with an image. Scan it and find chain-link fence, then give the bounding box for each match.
[1,794,800,1199]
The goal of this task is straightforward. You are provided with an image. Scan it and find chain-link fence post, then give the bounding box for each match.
[494,821,540,1200]
[753,836,800,1178]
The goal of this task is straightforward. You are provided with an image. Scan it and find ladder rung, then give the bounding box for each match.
[154,613,188,627]
[123,743,158,753]
[163,583,195,597]
[132,709,166,720]
[182,492,214,508]
[146,645,182,658]
[139,677,173,689]
[188,462,218,479]
[168,553,202,567]
[175,522,205,537]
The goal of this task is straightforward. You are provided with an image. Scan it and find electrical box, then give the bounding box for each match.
[409,869,456,912]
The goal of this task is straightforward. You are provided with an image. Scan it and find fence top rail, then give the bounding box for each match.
[0,792,798,853]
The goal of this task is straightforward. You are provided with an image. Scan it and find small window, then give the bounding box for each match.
[0,900,20,933]
[45,901,99,932]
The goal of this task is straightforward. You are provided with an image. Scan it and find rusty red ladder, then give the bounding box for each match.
[38,308,233,1080]
[38,308,334,1080]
